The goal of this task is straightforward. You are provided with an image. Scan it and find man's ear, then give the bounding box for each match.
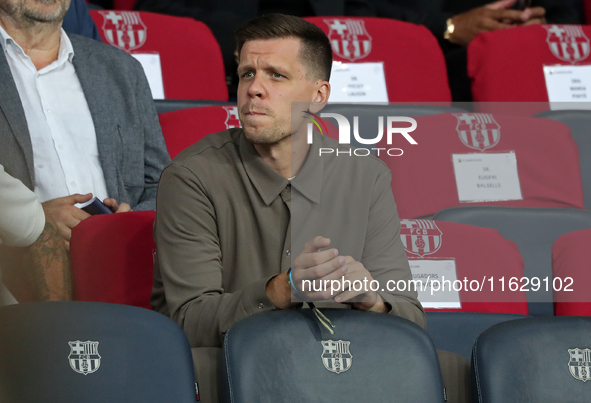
[313,80,330,104]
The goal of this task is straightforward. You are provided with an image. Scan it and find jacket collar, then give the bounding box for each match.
[239,130,325,206]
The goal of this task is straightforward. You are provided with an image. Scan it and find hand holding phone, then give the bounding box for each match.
[79,197,113,215]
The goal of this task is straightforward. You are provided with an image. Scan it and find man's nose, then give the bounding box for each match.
[247,74,266,98]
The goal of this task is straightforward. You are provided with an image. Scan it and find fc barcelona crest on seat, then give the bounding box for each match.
[400,220,442,258]
[99,11,147,52]
[545,25,590,64]
[321,340,352,374]
[223,106,241,129]
[568,348,591,382]
[453,113,500,152]
[324,19,372,62]
[68,340,101,375]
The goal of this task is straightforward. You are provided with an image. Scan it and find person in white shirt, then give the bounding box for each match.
[0,0,169,246]
[0,164,45,249]
[0,164,75,304]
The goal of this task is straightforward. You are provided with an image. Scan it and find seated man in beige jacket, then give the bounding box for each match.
[152,13,467,403]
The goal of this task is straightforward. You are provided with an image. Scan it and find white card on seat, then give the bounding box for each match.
[452,152,523,202]
[543,64,591,110]
[409,259,461,309]
[131,53,165,100]
[328,61,388,103]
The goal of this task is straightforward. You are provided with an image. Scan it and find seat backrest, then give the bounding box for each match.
[401,220,528,314]
[90,10,228,101]
[426,312,527,360]
[534,109,591,210]
[70,211,156,309]
[381,113,583,218]
[319,103,466,150]
[0,301,196,403]
[159,105,240,159]
[552,228,591,316]
[220,309,445,403]
[468,24,591,103]
[321,103,466,120]
[304,17,451,102]
[433,207,591,316]
[472,317,591,403]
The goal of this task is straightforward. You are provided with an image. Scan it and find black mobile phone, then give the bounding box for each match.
[79,197,113,215]
[512,0,532,10]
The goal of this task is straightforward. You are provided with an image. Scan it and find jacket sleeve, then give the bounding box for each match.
[154,162,277,348]
[0,164,45,247]
[130,57,171,211]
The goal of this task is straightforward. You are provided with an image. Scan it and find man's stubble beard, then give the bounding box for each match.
[240,110,291,145]
[243,125,291,145]
[22,0,69,24]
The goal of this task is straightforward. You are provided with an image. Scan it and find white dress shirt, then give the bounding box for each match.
[0,163,45,306]
[0,164,45,247]
[0,25,109,203]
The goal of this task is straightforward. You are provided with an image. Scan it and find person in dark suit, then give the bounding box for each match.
[435,0,549,101]
[439,0,582,44]
[372,0,581,44]
[371,0,582,100]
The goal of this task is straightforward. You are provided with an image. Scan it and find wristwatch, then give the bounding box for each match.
[444,18,455,41]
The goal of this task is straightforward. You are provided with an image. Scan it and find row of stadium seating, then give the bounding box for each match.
[1,301,590,402]
[4,5,589,403]
[156,104,591,213]
[87,10,591,106]
[69,208,591,317]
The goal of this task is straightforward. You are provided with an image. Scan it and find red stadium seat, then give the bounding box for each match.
[552,229,591,316]
[159,105,240,159]
[70,211,156,309]
[90,10,228,101]
[379,113,584,218]
[401,219,528,314]
[469,24,591,103]
[304,17,451,102]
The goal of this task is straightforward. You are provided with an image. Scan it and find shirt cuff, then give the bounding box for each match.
[242,274,279,314]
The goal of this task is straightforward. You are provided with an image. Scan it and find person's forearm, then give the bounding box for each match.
[170,276,277,348]
[266,271,302,309]
[24,221,73,301]
[381,293,426,328]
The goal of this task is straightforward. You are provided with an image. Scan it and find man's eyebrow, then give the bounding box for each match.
[237,63,254,74]
[264,63,290,76]
[237,62,291,77]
